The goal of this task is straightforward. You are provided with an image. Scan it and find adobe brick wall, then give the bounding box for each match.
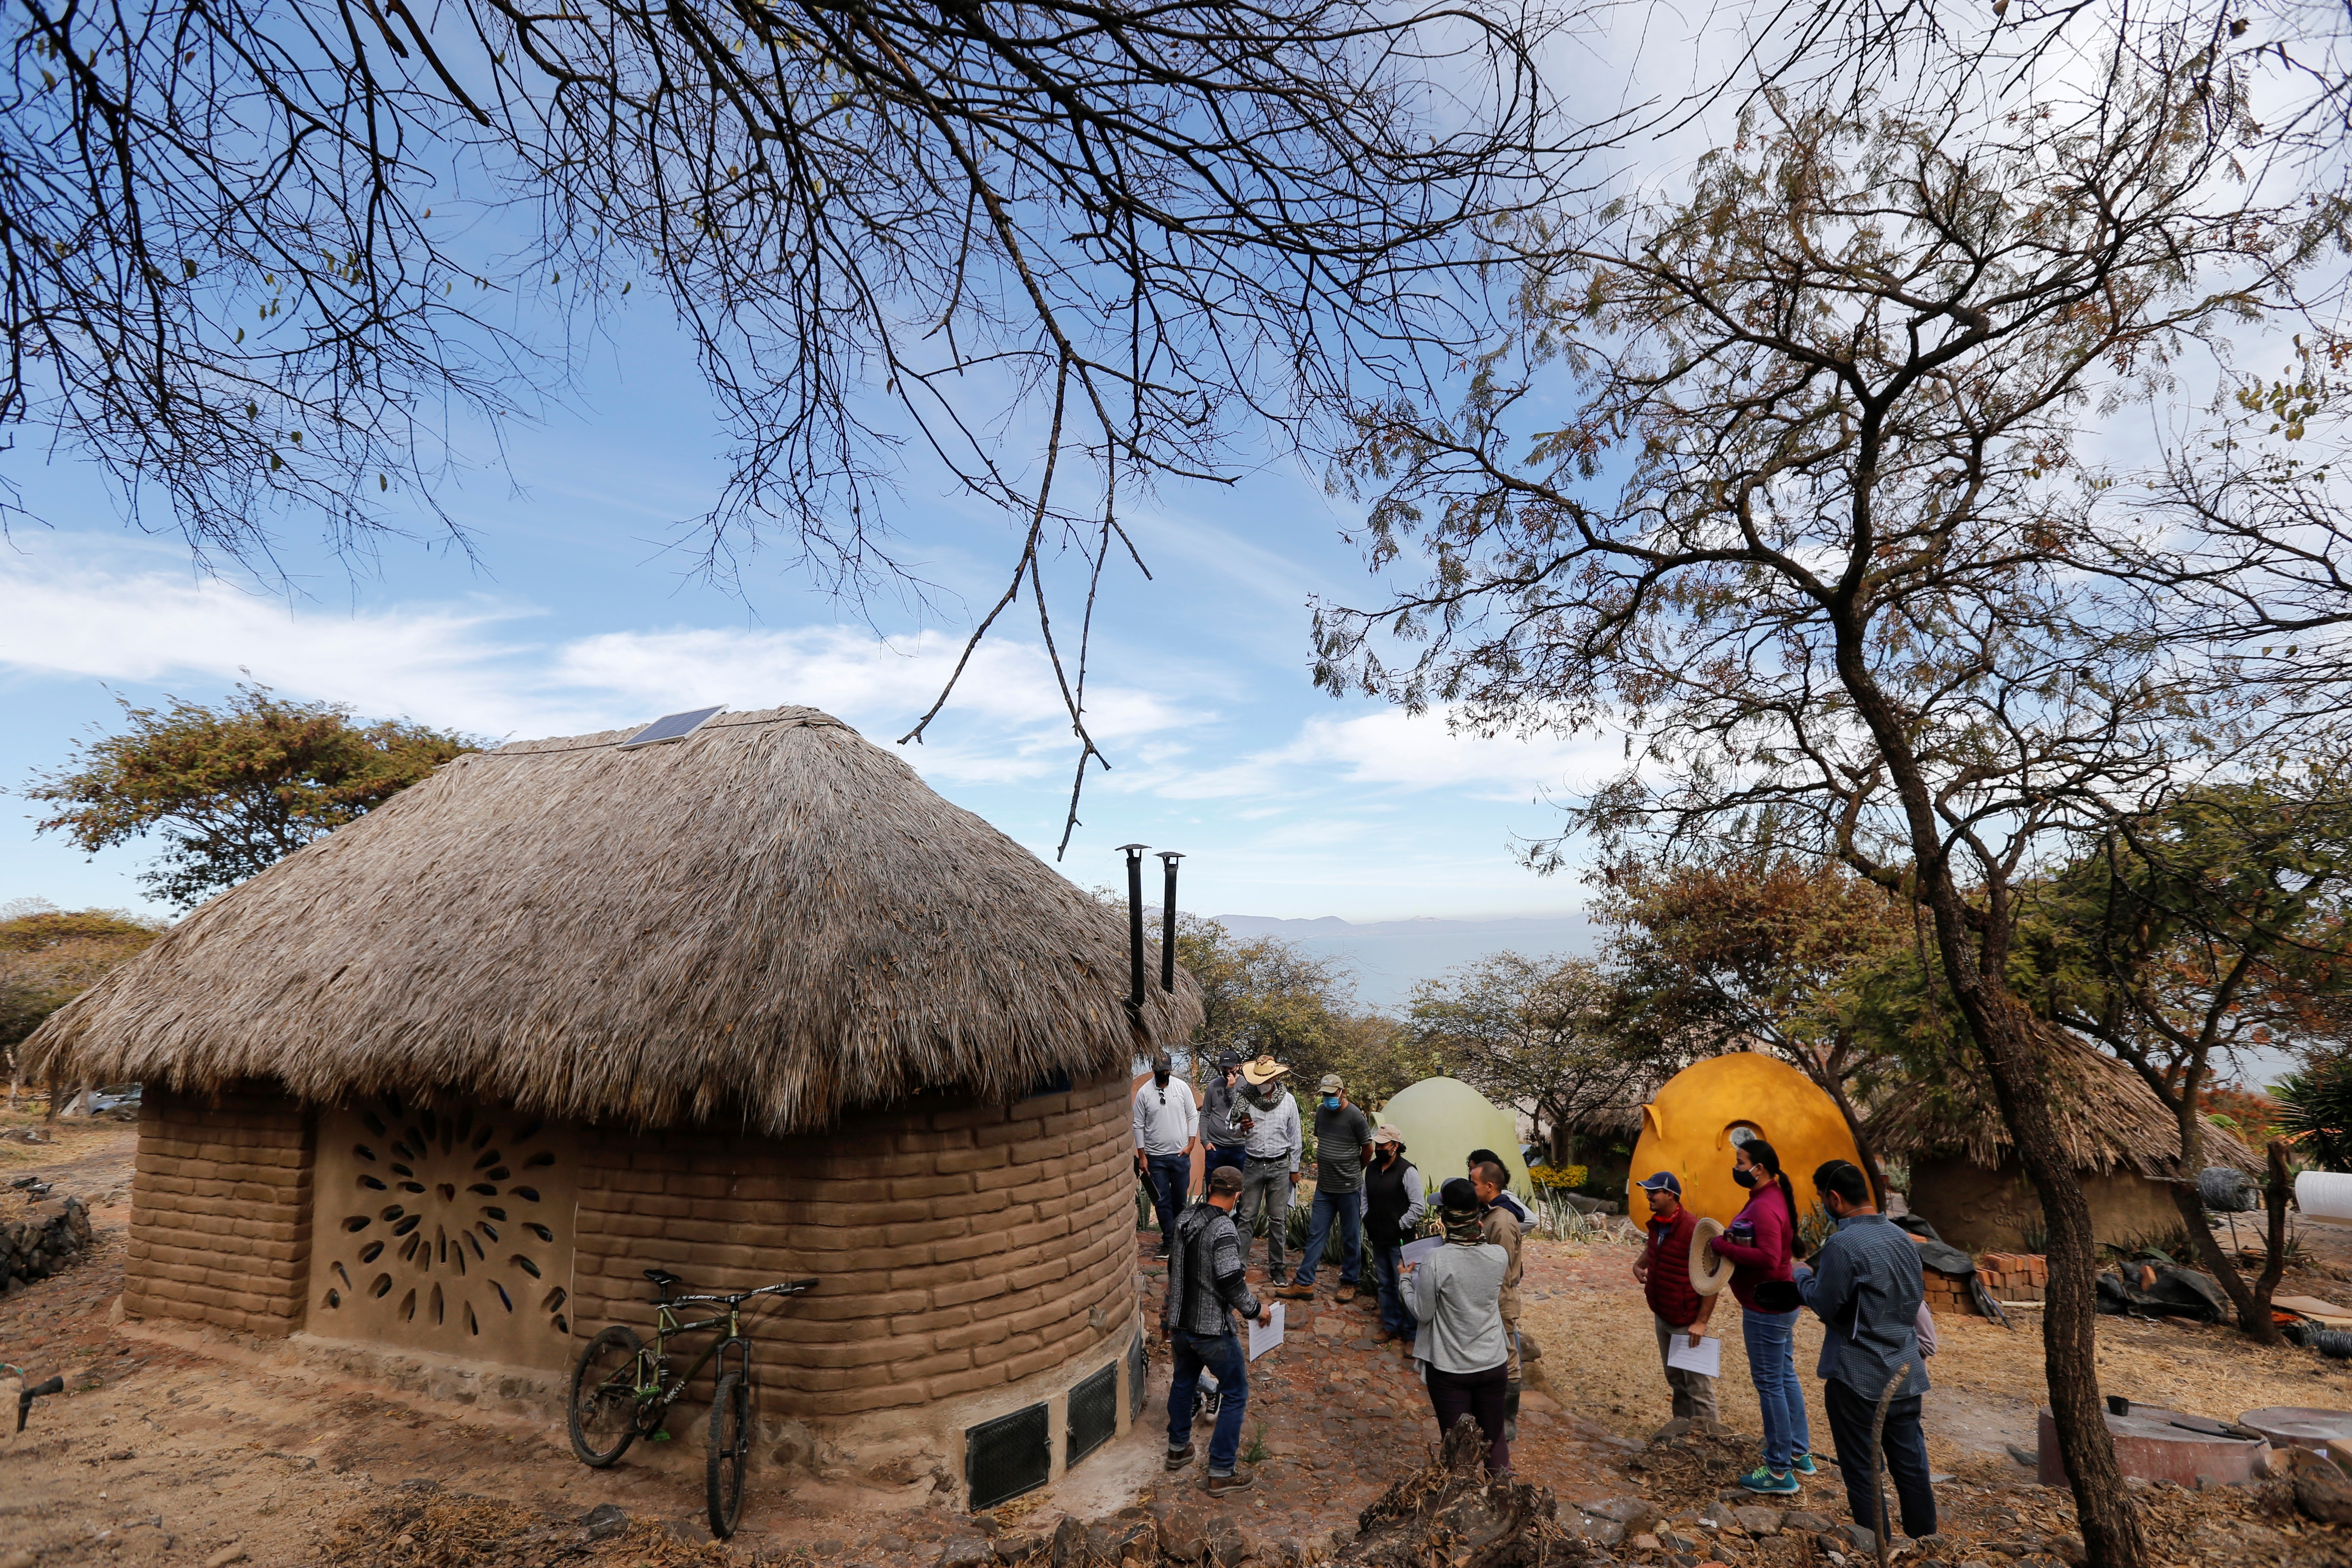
[124,1083,315,1335]
[569,1069,1137,1422]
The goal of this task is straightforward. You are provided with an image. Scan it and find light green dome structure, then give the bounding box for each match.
[1373,1076,1534,1199]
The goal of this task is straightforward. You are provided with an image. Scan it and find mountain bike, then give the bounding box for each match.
[567,1267,820,1539]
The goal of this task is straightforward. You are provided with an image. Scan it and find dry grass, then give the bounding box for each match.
[26,704,1202,1135]
[317,1497,744,1568]
[1521,1240,2352,1472]
[0,1108,133,1172]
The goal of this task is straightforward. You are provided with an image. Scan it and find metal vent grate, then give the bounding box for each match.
[1066,1362,1119,1467]
[1128,1329,1147,1421]
[965,1403,1050,1511]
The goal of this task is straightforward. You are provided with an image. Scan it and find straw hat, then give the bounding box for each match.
[1240,1054,1291,1087]
[1690,1217,1735,1297]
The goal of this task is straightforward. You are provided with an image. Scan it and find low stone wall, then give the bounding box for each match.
[123,1084,315,1335]
[0,1195,94,1291]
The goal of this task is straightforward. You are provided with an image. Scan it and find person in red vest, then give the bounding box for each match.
[1630,1171,1718,1440]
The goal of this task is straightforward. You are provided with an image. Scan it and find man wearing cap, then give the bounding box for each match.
[1134,1051,1200,1259]
[1631,1171,1719,1440]
[1199,1051,1253,1187]
[1234,1054,1303,1277]
[1164,1162,1274,1495]
[1363,1126,1425,1342]
[1274,1074,1373,1304]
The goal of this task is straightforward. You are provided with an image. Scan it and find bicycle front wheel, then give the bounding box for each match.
[707,1369,750,1538]
[568,1324,649,1467]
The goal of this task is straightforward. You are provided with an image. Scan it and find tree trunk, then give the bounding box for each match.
[2169,1183,2282,1343]
[1960,997,2146,1568]
[2253,1140,2292,1323]
[1815,1060,1890,1210]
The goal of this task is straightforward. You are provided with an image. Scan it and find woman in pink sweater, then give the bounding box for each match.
[1706,1137,1813,1494]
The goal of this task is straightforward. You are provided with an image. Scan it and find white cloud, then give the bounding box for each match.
[1137,706,1614,802]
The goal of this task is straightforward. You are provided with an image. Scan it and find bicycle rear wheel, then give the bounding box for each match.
[707,1369,750,1538]
[569,1324,649,1467]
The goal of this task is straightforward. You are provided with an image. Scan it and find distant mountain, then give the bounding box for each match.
[1208,913,1599,1008]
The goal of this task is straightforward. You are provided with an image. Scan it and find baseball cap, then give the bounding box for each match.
[1150,1051,1173,1072]
[1372,1124,1404,1146]
[1206,1164,1246,1195]
[1318,1073,1344,1094]
[1636,1171,1683,1197]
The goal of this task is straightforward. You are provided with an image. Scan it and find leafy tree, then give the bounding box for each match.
[2022,781,2352,1340]
[1314,62,2337,1564]
[0,900,165,1108]
[2276,1056,2352,1170]
[27,686,477,909]
[1407,951,1648,1163]
[1596,854,1919,1204]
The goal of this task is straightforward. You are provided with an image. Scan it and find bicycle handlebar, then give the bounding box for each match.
[668,1277,821,1307]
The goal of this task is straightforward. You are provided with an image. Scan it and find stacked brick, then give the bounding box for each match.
[1975,1251,2048,1302]
[122,1084,315,1334]
[1918,1262,1979,1315]
[569,1068,1136,1421]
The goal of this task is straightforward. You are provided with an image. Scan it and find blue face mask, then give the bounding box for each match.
[1322,1095,1339,1110]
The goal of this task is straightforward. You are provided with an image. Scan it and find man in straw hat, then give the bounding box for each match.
[1164,1162,1274,1495]
[1274,1073,1372,1304]
[1233,1053,1302,1277]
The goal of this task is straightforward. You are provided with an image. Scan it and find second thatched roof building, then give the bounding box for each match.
[26,703,1199,1510]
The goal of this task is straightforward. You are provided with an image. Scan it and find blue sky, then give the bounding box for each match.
[0,289,1623,928]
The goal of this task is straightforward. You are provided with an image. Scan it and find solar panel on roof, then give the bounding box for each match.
[616,706,725,749]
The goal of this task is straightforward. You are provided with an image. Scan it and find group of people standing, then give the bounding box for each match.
[1138,1053,1532,1489]
[1635,1138,1939,1544]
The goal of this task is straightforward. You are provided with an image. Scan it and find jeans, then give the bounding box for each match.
[1424,1362,1510,1473]
[1742,1306,1811,1470]
[1823,1377,1937,1539]
[1237,1159,1294,1274]
[1371,1243,1416,1335]
[1144,1152,1191,1250]
[1204,1145,1249,1183]
[1292,1186,1362,1286]
[1167,1329,1251,1475]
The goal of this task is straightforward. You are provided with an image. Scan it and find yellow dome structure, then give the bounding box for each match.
[1375,1077,1534,1199]
[1626,1054,1863,1227]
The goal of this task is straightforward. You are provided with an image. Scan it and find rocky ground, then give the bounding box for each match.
[2,1122,2351,1568]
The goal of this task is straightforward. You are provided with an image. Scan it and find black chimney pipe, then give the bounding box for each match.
[1118,844,1148,1015]
[1157,851,1183,992]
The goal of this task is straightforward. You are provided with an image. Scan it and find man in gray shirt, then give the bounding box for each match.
[1199,1052,1251,1185]
[1795,1159,1936,1544]
[1274,1074,1373,1304]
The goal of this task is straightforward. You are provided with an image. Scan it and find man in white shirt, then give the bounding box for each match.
[1133,1050,1200,1259]
[1233,1054,1302,1277]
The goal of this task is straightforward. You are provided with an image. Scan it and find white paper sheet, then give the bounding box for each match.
[1398,1236,1444,1267]
[1249,1301,1285,1360]
[1665,1334,1722,1378]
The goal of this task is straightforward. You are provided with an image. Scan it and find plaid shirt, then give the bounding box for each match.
[1162,1203,1259,1338]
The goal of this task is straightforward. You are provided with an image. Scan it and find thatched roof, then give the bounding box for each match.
[24,705,1200,1134]
[1867,1031,2260,1178]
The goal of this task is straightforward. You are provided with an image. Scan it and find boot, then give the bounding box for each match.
[1504,1380,1521,1442]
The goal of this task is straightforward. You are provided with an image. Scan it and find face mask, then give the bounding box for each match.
[1322,1095,1339,1110]
[1154,1069,1170,1088]
[1733,1166,1758,1188]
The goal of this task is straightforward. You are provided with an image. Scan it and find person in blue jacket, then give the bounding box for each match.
[1792,1160,1938,1545]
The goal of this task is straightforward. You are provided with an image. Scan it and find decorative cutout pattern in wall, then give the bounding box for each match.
[306,1098,578,1370]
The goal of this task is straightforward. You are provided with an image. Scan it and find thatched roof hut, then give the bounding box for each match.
[1868,1032,2259,1250]
[28,704,1197,1127]
[31,705,1196,1512]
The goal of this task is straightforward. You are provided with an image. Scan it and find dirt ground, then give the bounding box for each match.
[3,1120,2352,1568]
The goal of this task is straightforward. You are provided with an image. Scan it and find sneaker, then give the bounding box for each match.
[1791,1451,1819,1475]
[1737,1465,1801,1496]
[1204,1470,1256,1497]
[1165,1443,1196,1471]
[1273,1284,1316,1301]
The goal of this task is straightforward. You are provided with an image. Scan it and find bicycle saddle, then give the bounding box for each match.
[643,1267,682,1290]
